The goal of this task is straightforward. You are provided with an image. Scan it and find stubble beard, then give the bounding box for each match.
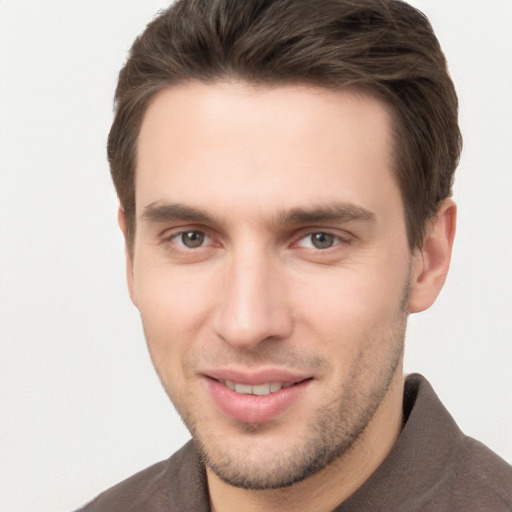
[153,280,410,491]
[195,339,403,491]
[178,319,406,490]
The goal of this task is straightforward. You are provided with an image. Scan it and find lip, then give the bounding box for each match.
[205,367,311,386]
[203,368,312,424]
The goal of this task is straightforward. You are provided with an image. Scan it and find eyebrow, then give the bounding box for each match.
[141,201,375,226]
[142,202,215,224]
[274,203,375,225]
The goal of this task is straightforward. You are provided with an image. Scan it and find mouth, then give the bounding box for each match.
[217,379,298,396]
[205,374,313,423]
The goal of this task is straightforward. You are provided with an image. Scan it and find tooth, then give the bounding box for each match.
[270,382,282,392]
[235,383,252,394]
[252,383,271,396]
[228,381,290,395]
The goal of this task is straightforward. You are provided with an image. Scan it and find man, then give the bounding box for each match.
[77,0,512,510]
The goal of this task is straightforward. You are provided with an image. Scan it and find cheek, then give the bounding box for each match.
[291,262,408,349]
[134,260,212,322]
[132,264,213,369]
[297,269,398,318]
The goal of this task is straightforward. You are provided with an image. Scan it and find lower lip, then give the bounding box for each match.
[206,378,310,424]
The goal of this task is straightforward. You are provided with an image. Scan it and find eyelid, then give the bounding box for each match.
[159,222,208,238]
[158,225,352,251]
[160,226,215,248]
[293,228,351,247]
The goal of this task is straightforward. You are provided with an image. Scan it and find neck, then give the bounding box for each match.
[208,369,404,512]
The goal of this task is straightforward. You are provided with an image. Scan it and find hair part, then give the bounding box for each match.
[108,0,462,252]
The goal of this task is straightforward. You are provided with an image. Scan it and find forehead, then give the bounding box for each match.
[135,81,401,224]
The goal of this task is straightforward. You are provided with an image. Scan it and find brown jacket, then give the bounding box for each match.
[76,375,512,511]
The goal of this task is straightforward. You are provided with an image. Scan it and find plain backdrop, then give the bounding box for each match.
[1,1,511,511]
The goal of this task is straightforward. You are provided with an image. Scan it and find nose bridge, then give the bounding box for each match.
[213,241,292,349]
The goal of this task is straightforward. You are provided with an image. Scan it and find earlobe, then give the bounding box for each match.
[118,207,137,306]
[408,199,457,313]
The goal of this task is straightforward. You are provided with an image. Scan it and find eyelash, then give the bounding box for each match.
[161,228,349,253]
[294,231,347,250]
[163,229,214,249]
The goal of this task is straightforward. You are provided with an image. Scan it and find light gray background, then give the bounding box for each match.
[1,1,511,511]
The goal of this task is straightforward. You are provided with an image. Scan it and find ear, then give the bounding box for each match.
[408,199,457,313]
[118,207,137,305]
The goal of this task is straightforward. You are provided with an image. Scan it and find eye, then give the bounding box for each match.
[173,230,209,249]
[297,232,340,250]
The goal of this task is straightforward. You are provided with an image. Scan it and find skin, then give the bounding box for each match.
[120,81,456,512]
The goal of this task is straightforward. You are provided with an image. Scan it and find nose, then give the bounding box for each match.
[212,248,294,350]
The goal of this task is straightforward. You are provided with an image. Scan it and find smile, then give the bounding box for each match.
[220,380,295,396]
[207,376,312,423]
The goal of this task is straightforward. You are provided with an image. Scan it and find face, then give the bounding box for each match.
[128,81,414,489]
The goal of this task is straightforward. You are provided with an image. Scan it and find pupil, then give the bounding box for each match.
[312,233,334,249]
[182,231,204,248]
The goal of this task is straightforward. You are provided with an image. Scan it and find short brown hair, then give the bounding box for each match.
[108,0,462,250]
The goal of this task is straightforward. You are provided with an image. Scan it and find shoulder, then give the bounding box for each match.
[405,375,512,511]
[435,435,512,511]
[74,441,206,512]
[75,459,170,512]
[341,375,512,512]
